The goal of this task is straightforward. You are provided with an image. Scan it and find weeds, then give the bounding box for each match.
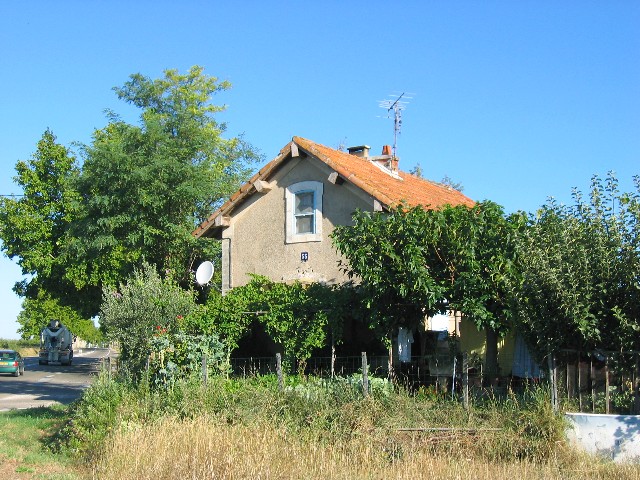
[45,367,640,478]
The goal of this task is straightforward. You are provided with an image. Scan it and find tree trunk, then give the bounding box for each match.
[484,326,499,386]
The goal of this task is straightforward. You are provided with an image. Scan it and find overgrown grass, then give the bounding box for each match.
[53,371,640,478]
[0,406,83,479]
[92,417,640,480]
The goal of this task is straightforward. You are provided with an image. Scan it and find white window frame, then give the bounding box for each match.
[285,181,323,243]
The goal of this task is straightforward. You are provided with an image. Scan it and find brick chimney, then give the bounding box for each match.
[381,145,398,172]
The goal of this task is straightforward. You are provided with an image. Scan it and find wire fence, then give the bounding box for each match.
[230,349,640,414]
[230,354,455,380]
[105,345,640,414]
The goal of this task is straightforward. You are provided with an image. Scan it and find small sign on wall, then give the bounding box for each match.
[301,252,309,262]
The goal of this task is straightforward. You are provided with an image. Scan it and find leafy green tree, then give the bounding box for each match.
[0,130,100,325]
[1,67,259,329]
[331,201,521,376]
[331,206,446,350]
[437,202,524,377]
[63,66,259,314]
[190,276,357,371]
[256,279,328,371]
[513,173,640,357]
[100,262,199,381]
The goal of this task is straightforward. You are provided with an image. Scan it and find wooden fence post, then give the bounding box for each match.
[276,353,284,392]
[362,352,369,397]
[578,351,583,412]
[566,355,571,401]
[462,352,469,411]
[388,338,396,382]
[202,354,208,386]
[331,343,336,378]
[605,355,610,414]
[635,354,640,415]
[591,357,596,413]
[548,354,558,412]
[451,355,457,400]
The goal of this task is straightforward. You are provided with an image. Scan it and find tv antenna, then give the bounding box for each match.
[378,92,412,158]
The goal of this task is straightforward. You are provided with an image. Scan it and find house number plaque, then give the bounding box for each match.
[301,252,309,262]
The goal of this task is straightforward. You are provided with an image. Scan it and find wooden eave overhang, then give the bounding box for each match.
[192,141,297,239]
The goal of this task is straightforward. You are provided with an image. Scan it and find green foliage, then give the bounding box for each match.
[63,66,259,314]
[0,130,99,326]
[53,371,132,458]
[513,173,640,356]
[0,66,260,328]
[100,262,198,381]
[196,276,359,369]
[496,386,568,460]
[0,406,79,477]
[0,338,39,351]
[59,374,567,465]
[250,279,328,370]
[148,329,228,388]
[197,278,268,350]
[331,205,445,338]
[0,130,79,284]
[331,201,521,373]
[286,374,394,401]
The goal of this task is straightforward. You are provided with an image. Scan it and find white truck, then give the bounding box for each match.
[39,320,75,366]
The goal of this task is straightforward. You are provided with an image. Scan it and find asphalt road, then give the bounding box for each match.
[0,348,113,411]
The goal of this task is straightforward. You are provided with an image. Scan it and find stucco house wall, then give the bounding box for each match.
[221,155,374,292]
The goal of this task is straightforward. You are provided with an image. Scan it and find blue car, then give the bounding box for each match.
[0,350,25,377]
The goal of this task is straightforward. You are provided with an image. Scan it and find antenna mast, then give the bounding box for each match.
[378,92,411,158]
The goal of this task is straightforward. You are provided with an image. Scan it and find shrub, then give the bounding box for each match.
[99,262,199,381]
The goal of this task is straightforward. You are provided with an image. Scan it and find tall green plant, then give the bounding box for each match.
[149,329,227,388]
[194,276,358,370]
[331,205,445,344]
[100,262,198,380]
[1,67,260,327]
[331,201,522,375]
[0,130,102,327]
[513,173,640,357]
[64,66,259,314]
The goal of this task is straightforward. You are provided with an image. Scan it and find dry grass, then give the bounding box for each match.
[92,416,640,480]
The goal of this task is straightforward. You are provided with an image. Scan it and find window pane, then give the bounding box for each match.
[295,192,314,215]
[296,215,314,234]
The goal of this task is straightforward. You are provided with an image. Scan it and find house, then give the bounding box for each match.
[194,136,474,292]
[193,136,501,366]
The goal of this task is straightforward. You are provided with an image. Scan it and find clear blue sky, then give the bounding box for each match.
[1,1,638,339]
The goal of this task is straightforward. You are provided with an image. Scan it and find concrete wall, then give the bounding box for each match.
[222,155,374,291]
[565,413,640,463]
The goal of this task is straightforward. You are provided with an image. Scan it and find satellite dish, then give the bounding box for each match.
[195,261,214,286]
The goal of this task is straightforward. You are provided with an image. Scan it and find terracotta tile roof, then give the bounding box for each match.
[193,136,475,238]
